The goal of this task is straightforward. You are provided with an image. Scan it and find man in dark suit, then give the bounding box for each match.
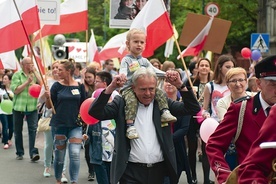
[89,67,200,184]
[206,55,276,184]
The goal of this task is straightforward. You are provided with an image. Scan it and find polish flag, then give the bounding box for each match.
[99,31,129,61]
[88,30,100,63]
[177,16,214,59]
[164,25,178,58]
[0,0,40,53]
[34,0,88,41]
[130,0,173,57]
[0,51,20,70]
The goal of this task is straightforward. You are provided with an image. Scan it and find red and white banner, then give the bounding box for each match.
[130,0,173,57]
[88,30,100,63]
[0,51,20,70]
[34,0,88,41]
[99,31,129,61]
[177,16,214,59]
[0,0,40,53]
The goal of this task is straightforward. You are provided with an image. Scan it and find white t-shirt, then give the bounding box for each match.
[0,88,14,115]
[206,81,230,121]
[101,119,116,162]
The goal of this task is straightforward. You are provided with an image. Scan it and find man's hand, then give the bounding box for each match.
[105,74,126,94]
[27,74,34,84]
[165,70,183,88]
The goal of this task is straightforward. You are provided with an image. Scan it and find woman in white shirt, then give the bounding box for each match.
[216,67,254,122]
[202,55,236,121]
[0,73,14,149]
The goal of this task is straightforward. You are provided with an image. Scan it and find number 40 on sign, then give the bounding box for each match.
[205,2,220,17]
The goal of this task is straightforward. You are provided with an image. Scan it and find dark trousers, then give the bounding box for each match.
[84,142,94,174]
[120,162,166,184]
[13,110,38,158]
[187,119,211,183]
[93,161,111,184]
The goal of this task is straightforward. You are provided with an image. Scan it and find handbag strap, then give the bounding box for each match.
[4,88,12,100]
[233,100,247,143]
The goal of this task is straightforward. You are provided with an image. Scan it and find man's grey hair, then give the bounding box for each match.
[132,67,158,86]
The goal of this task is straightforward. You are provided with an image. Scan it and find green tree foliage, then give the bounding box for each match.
[47,0,258,68]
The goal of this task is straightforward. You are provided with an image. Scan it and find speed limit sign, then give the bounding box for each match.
[205,2,220,17]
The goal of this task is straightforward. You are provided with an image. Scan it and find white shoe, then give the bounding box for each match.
[3,144,9,149]
[161,109,177,123]
[43,167,51,177]
[61,173,68,183]
[126,126,139,139]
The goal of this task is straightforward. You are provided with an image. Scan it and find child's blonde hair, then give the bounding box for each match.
[126,28,145,41]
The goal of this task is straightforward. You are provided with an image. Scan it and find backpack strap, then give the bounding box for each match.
[233,100,247,143]
[208,81,214,114]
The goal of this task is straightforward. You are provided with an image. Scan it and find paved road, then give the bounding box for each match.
[0,123,214,184]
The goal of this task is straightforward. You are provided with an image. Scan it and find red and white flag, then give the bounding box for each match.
[177,16,214,59]
[88,30,100,63]
[99,31,129,61]
[34,0,88,41]
[0,51,20,70]
[164,25,178,58]
[130,0,173,57]
[0,0,40,53]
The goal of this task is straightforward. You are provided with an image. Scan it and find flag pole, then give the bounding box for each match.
[38,32,47,85]
[173,36,194,88]
[12,0,56,114]
[37,32,56,114]
[86,29,89,66]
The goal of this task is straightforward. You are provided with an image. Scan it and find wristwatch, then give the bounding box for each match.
[177,83,186,90]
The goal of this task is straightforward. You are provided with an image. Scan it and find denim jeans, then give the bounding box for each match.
[93,161,111,184]
[51,127,69,174]
[7,114,13,140]
[13,110,39,158]
[44,129,53,168]
[1,114,7,144]
[0,114,13,145]
[53,126,82,183]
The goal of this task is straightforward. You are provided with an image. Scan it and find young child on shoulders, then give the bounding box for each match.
[119,28,176,140]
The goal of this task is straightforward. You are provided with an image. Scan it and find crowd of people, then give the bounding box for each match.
[0,27,275,184]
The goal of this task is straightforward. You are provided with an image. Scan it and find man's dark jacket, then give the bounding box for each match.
[89,89,200,184]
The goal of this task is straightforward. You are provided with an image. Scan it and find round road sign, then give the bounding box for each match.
[205,2,220,17]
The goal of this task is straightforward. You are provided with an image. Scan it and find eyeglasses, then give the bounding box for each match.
[228,78,247,84]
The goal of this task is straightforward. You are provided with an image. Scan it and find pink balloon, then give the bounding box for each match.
[241,47,251,59]
[196,108,205,124]
[80,98,99,125]
[92,88,104,98]
[28,84,41,98]
[200,118,219,143]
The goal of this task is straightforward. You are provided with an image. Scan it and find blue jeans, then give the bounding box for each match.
[93,161,111,184]
[13,110,38,158]
[51,127,69,174]
[0,114,13,145]
[44,129,53,168]
[53,126,82,183]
